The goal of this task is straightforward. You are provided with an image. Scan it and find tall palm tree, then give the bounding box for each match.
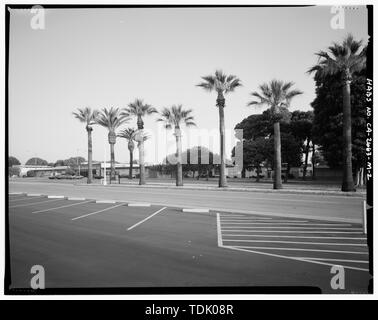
[117,128,137,179]
[123,99,157,185]
[197,70,241,187]
[248,80,302,189]
[308,34,366,192]
[96,107,129,181]
[72,107,99,184]
[157,105,196,186]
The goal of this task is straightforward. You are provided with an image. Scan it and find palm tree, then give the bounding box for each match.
[248,80,302,189]
[123,99,157,185]
[96,107,129,181]
[117,128,137,179]
[308,34,366,192]
[197,70,241,187]
[157,105,196,186]
[72,107,99,184]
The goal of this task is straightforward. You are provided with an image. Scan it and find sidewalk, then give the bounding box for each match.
[77,179,365,197]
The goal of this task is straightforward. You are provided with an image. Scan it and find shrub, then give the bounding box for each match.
[26,170,36,177]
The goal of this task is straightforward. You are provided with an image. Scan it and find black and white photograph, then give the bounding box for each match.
[4,3,373,296]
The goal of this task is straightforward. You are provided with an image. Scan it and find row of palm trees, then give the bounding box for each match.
[74,34,365,191]
[73,100,196,186]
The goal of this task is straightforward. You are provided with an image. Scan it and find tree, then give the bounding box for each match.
[197,70,242,187]
[8,156,20,167]
[311,69,366,182]
[157,105,196,186]
[123,99,157,185]
[308,34,366,191]
[26,157,48,166]
[290,111,314,179]
[117,128,137,179]
[72,107,99,184]
[280,133,303,182]
[96,107,129,181]
[247,80,302,189]
[54,160,65,167]
[241,138,271,182]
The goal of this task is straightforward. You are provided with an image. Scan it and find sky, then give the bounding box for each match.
[8,6,369,165]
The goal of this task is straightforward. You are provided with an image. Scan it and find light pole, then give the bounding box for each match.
[103,142,107,186]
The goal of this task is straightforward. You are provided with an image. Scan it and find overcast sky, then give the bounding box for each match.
[9,6,368,164]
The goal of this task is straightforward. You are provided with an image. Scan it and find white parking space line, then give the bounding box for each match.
[127,207,167,231]
[10,198,63,208]
[71,203,125,221]
[220,226,362,230]
[225,246,369,272]
[222,239,367,246]
[232,246,368,254]
[9,192,24,195]
[9,196,45,203]
[67,197,86,201]
[221,234,366,240]
[216,213,223,247]
[220,220,308,223]
[298,257,368,263]
[221,223,351,226]
[47,195,65,199]
[27,193,43,197]
[220,230,363,234]
[32,200,92,214]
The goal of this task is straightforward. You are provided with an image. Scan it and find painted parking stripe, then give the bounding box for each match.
[72,203,125,221]
[224,246,369,272]
[221,234,367,240]
[221,223,352,226]
[127,207,167,231]
[27,193,43,197]
[220,230,363,234]
[222,239,367,246]
[298,257,368,263]
[32,200,92,214]
[216,213,223,247]
[9,192,24,195]
[10,198,63,208]
[232,246,368,254]
[67,197,86,201]
[9,196,45,203]
[47,195,65,199]
[220,226,362,230]
[220,220,309,223]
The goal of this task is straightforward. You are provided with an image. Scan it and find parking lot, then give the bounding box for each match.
[7,192,370,293]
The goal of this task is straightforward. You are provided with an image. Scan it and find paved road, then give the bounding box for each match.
[7,194,370,293]
[9,180,365,223]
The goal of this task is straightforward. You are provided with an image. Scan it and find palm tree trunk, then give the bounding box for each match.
[129,149,133,179]
[110,143,115,181]
[139,140,146,185]
[312,144,316,180]
[175,128,183,186]
[341,79,355,192]
[217,93,227,188]
[87,128,93,184]
[302,139,310,180]
[273,121,282,189]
